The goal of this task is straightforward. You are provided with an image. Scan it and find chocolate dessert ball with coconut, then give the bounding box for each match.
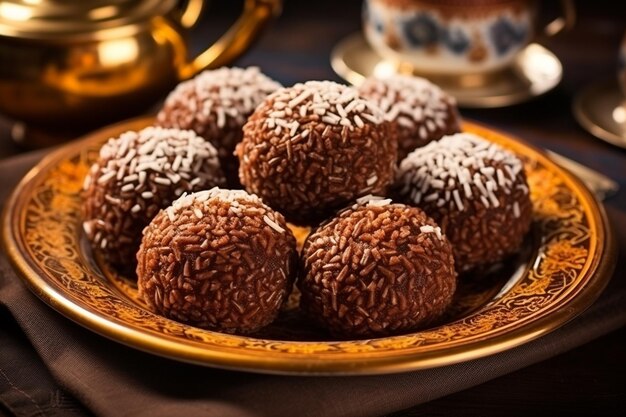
[83,127,225,270]
[358,74,461,161]
[395,133,532,272]
[137,188,298,334]
[237,80,397,225]
[156,66,282,185]
[299,196,456,338]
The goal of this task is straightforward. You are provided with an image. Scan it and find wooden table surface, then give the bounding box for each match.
[1,1,624,416]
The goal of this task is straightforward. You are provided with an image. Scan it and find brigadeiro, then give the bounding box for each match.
[395,132,532,272]
[236,80,397,225]
[156,66,282,186]
[137,188,298,334]
[83,127,225,271]
[358,74,461,161]
[299,196,456,338]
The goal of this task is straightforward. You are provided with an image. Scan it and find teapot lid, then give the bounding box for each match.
[0,0,177,39]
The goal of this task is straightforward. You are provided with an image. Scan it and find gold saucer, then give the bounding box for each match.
[573,80,626,149]
[331,33,563,108]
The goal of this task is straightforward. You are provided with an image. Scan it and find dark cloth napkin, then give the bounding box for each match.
[1,151,625,417]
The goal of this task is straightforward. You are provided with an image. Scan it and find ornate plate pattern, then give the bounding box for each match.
[2,117,615,375]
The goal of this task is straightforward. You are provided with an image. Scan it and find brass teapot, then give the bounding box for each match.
[0,0,282,146]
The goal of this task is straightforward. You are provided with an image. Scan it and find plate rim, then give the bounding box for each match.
[1,116,616,375]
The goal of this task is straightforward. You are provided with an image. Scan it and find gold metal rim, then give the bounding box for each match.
[1,117,616,375]
[330,33,563,109]
[572,80,626,150]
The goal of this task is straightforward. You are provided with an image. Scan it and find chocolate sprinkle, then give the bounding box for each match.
[237,80,397,225]
[395,133,533,272]
[137,188,298,334]
[299,199,456,338]
[83,127,225,270]
[359,74,461,161]
[156,67,282,186]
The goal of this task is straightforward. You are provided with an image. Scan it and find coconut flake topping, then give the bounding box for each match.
[158,66,282,129]
[262,80,384,138]
[85,127,221,194]
[397,133,526,211]
[165,188,286,233]
[360,74,455,139]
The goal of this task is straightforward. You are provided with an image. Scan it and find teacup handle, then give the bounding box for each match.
[176,0,282,80]
[543,0,576,37]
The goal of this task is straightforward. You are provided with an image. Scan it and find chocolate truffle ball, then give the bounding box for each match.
[299,197,456,338]
[156,66,282,186]
[358,74,461,161]
[395,133,532,272]
[137,188,298,334]
[237,80,397,225]
[83,127,225,270]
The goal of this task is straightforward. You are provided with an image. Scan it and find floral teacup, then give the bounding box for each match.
[363,0,574,75]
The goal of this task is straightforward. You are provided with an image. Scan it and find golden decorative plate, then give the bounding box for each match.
[2,117,615,375]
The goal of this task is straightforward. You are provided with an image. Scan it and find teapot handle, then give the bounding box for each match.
[176,0,282,80]
[176,0,204,29]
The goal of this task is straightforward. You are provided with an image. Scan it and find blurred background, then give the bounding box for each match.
[0,1,623,159]
[0,1,624,415]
